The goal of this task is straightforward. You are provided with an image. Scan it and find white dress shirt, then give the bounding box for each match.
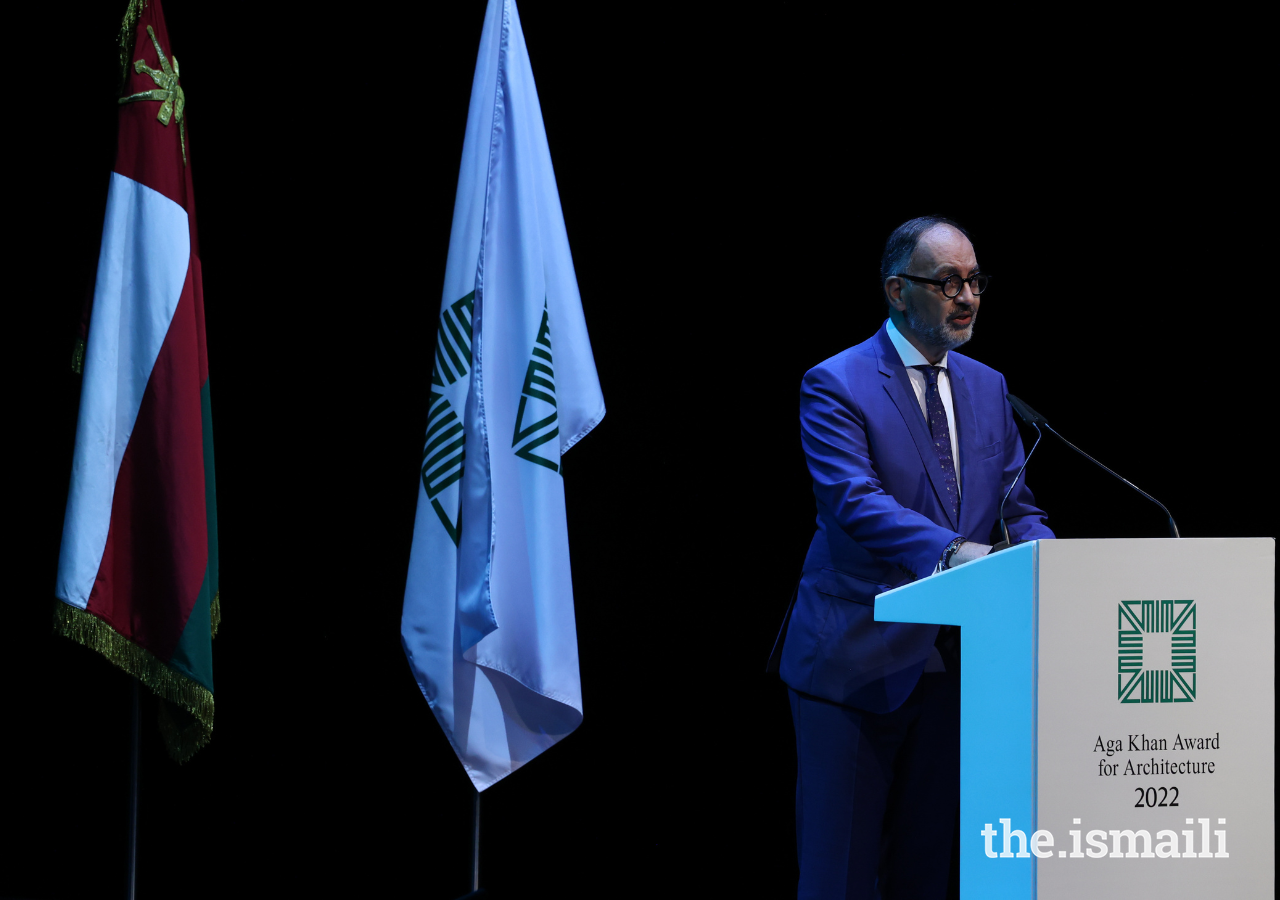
[885,317,960,498]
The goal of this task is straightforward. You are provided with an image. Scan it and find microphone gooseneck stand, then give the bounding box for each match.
[996,420,1043,548]
[996,393,1180,548]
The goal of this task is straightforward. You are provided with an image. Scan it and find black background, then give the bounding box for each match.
[5,3,1274,898]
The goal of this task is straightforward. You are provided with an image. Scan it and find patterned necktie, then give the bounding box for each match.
[913,365,959,520]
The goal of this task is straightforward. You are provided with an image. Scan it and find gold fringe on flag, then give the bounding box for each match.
[53,601,213,763]
[70,337,86,375]
[117,0,148,91]
[157,700,209,764]
[210,591,221,638]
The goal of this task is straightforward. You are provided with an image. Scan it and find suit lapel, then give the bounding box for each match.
[949,358,983,533]
[875,326,960,531]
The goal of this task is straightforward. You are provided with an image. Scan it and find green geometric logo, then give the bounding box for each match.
[1118,600,1196,703]
[421,291,475,547]
[511,300,560,474]
[422,390,465,546]
[431,291,475,388]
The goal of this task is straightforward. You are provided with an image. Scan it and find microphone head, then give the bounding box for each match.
[1006,393,1048,426]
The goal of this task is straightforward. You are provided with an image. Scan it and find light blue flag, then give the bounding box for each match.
[401,0,605,790]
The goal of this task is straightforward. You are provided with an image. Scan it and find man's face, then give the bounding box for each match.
[890,225,980,353]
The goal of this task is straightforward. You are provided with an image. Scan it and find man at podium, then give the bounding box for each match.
[777,216,1053,898]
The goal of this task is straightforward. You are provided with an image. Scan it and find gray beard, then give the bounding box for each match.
[903,299,976,353]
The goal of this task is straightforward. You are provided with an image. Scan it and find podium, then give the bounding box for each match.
[875,539,1274,899]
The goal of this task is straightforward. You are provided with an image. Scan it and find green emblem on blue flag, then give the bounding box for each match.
[512,300,559,473]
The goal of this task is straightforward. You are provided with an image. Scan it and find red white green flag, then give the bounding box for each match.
[56,0,218,762]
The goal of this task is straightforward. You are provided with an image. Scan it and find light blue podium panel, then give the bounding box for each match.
[875,538,1276,900]
[876,540,1040,900]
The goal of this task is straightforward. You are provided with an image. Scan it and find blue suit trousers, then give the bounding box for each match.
[790,672,959,899]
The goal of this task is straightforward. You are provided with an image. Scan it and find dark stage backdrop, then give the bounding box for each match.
[6,4,1272,898]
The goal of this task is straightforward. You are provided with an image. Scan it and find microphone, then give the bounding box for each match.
[996,412,1043,548]
[1003,393,1180,540]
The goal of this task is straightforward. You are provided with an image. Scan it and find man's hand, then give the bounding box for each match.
[947,541,992,569]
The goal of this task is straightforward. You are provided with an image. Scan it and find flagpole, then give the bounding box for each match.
[455,786,482,898]
[126,678,140,900]
[472,788,481,892]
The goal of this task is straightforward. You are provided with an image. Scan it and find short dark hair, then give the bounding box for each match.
[879,216,973,284]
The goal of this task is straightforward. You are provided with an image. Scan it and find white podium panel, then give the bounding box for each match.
[877,538,1275,899]
[1037,539,1274,898]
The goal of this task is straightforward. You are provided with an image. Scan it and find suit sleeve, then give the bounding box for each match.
[800,365,962,579]
[996,374,1054,542]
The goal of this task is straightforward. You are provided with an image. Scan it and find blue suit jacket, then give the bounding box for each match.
[779,321,1052,713]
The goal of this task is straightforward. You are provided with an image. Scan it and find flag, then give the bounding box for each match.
[56,0,218,762]
[401,0,605,790]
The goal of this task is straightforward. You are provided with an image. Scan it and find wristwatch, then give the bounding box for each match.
[942,536,967,570]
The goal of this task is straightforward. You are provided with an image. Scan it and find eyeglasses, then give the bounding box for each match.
[896,272,989,299]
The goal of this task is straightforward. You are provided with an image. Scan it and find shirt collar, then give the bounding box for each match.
[886,316,948,370]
